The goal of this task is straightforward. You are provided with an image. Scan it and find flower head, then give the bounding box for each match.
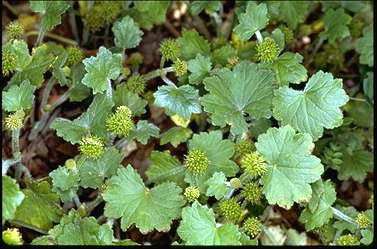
[6,21,24,40]
[2,46,17,77]
[160,38,180,61]
[256,37,279,64]
[219,198,241,222]
[356,212,372,229]
[185,148,210,175]
[64,159,77,170]
[184,186,200,202]
[241,183,263,205]
[106,106,134,136]
[5,110,25,130]
[173,59,188,77]
[240,152,267,177]
[126,74,146,95]
[235,140,255,158]
[243,217,261,238]
[66,46,84,66]
[336,234,360,246]
[2,228,23,245]
[79,135,104,159]
[230,178,242,189]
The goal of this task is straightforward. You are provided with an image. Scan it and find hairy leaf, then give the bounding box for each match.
[355,24,373,67]
[271,52,307,86]
[278,1,308,29]
[177,29,211,60]
[188,54,212,85]
[50,167,80,202]
[30,1,70,31]
[2,80,36,112]
[160,126,192,147]
[113,84,147,116]
[128,120,160,145]
[322,8,352,43]
[205,172,229,200]
[112,16,143,50]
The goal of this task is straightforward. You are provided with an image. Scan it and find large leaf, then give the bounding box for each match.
[82,46,122,94]
[298,180,336,230]
[10,39,32,71]
[112,16,143,50]
[322,8,352,43]
[30,1,70,31]
[2,176,24,221]
[255,125,324,209]
[13,180,63,232]
[102,165,185,234]
[154,84,201,120]
[270,52,307,86]
[2,80,36,112]
[201,61,275,135]
[233,2,269,41]
[355,24,373,67]
[177,29,211,60]
[272,71,349,141]
[128,120,160,145]
[177,201,241,245]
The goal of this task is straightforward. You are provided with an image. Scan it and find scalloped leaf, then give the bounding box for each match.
[160,126,192,147]
[50,167,80,202]
[205,172,229,200]
[112,16,143,50]
[321,8,352,43]
[177,29,211,60]
[278,1,308,29]
[113,84,147,116]
[188,54,212,85]
[270,52,307,86]
[128,120,160,145]
[2,80,36,112]
[30,1,70,31]
[355,24,373,67]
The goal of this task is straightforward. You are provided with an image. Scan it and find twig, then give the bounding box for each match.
[25,30,78,46]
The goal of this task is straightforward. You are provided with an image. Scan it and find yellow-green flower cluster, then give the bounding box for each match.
[160,38,180,61]
[243,217,261,238]
[230,178,242,189]
[185,148,210,175]
[356,212,372,229]
[256,38,279,64]
[66,46,84,66]
[184,186,200,202]
[5,110,25,130]
[2,46,16,77]
[173,59,188,77]
[126,74,146,95]
[79,135,104,159]
[241,183,263,205]
[106,106,133,137]
[240,152,267,177]
[235,140,255,158]
[335,234,360,246]
[219,198,241,222]
[6,21,24,40]
[2,228,23,245]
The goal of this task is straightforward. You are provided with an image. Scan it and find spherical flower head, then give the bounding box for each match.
[219,198,241,222]
[6,21,24,40]
[2,46,17,77]
[230,178,242,189]
[173,59,188,77]
[243,217,261,238]
[106,106,133,136]
[2,228,23,245]
[356,212,372,229]
[335,234,360,246]
[256,38,279,64]
[281,25,294,45]
[185,148,210,176]
[241,183,263,205]
[240,152,267,177]
[66,46,84,66]
[79,135,104,159]
[128,52,144,65]
[160,38,180,61]
[81,1,123,32]
[127,74,146,95]
[64,159,77,170]
[5,110,25,130]
[235,140,255,158]
[184,186,200,202]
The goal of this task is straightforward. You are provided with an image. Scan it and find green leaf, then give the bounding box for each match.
[212,44,237,66]
[177,201,241,245]
[346,100,373,128]
[363,72,373,101]
[2,80,36,112]
[103,165,185,234]
[188,54,212,85]
[249,118,272,138]
[51,94,114,144]
[13,180,63,232]
[31,236,56,245]
[10,39,32,71]
[128,120,160,145]
[2,176,24,221]
[82,46,122,94]
[355,24,373,67]
[233,2,269,41]
[69,63,91,102]
[336,150,373,183]
[361,229,373,245]
[160,126,192,147]
[177,29,211,60]
[49,209,113,245]
[256,125,324,209]
[278,1,308,29]
[113,239,140,245]
[271,52,307,86]
[113,84,147,116]
[185,131,238,192]
[30,1,70,31]
[50,167,80,202]
[322,8,352,43]
[298,180,336,230]
[201,61,275,135]
[112,16,143,50]
[272,71,349,141]
[333,205,358,234]
[205,172,229,200]
[270,28,285,53]
[130,1,170,30]
[240,232,258,245]
[145,151,186,188]
[191,1,221,15]
[154,84,201,120]
[78,147,122,189]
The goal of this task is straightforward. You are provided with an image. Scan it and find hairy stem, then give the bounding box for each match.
[10,220,48,235]
[26,30,78,46]
[143,67,174,81]
[331,207,358,226]
[35,29,45,47]
[73,195,82,208]
[161,75,177,88]
[255,30,264,43]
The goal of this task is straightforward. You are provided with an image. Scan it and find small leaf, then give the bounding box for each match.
[355,24,373,67]
[160,126,192,147]
[50,167,80,202]
[69,63,91,102]
[270,28,285,53]
[256,125,324,209]
[233,2,269,41]
[177,201,241,245]
[272,71,349,141]
[154,84,201,120]
[128,120,160,145]
[177,29,211,60]
[113,84,147,116]
[205,172,229,200]
[103,165,185,234]
[82,46,122,94]
[2,176,24,221]
[271,52,307,86]
[30,1,70,31]
[322,8,352,43]
[2,80,36,112]
[188,54,212,85]
[363,72,373,101]
[112,16,143,50]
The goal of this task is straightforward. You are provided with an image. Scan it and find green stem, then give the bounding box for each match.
[26,30,78,46]
[161,75,177,88]
[73,195,82,208]
[35,29,45,47]
[41,77,56,113]
[143,67,174,81]
[2,158,21,176]
[331,207,358,226]
[349,97,367,102]
[255,30,264,43]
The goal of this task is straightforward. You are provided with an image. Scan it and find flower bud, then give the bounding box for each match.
[230,178,242,189]
[184,186,200,202]
[185,148,210,176]
[219,198,241,222]
[126,74,146,95]
[240,152,267,177]
[2,228,23,245]
[173,59,188,77]
[79,135,104,159]
[241,183,263,205]
[64,159,77,170]
[356,212,372,229]
[66,46,84,66]
[5,110,25,130]
[106,106,133,136]
[256,37,279,64]
[6,21,24,40]
[243,217,261,238]
[160,38,180,61]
